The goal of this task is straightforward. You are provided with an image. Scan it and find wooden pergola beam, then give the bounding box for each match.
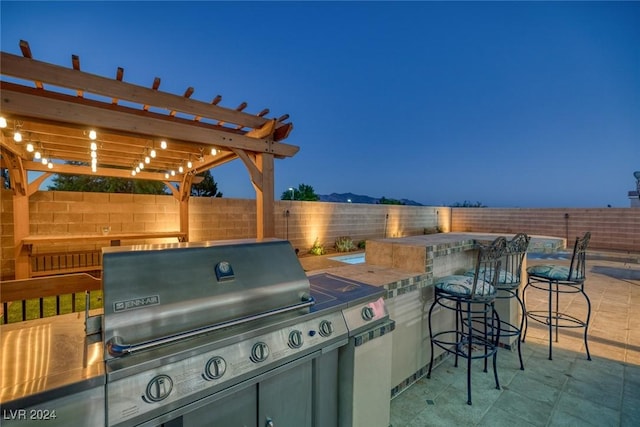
[1,82,299,157]
[1,52,290,134]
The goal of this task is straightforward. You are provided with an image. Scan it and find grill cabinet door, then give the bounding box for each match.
[258,360,313,427]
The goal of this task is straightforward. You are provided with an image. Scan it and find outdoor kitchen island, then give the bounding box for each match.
[305,232,565,399]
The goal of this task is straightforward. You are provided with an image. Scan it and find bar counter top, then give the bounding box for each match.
[0,311,105,408]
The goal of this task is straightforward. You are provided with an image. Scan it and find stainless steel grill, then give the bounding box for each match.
[1,238,389,427]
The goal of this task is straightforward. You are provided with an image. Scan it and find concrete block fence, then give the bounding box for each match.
[1,189,638,279]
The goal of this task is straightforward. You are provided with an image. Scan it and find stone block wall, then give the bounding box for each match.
[2,189,638,279]
[451,207,640,253]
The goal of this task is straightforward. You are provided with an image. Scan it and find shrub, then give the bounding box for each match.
[309,238,325,255]
[335,236,356,252]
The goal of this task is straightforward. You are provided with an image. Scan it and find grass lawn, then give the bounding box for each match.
[1,291,103,324]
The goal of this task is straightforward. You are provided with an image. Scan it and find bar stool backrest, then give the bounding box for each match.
[470,236,507,298]
[501,233,531,286]
[567,232,591,281]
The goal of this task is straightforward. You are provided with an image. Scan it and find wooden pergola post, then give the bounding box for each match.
[255,153,275,239]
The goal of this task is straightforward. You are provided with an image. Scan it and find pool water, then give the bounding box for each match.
[329,253,366,264]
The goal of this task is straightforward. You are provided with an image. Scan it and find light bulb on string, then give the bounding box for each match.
[160,140,167,149]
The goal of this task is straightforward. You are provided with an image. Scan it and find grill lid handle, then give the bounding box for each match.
[106,296,315,357]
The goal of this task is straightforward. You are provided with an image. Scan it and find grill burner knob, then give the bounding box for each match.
[288,330,303,349]
[204,356,227,380]
[362,306,375,321]
[144,375,173,403]
[318,320,333,337]
[250,342,269,363]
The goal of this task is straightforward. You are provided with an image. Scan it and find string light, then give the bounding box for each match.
[211,148,217,155]
[187,160,193,169]
[160,140,167,149]
[26,143,34,152]
[170,170,176,176]
[47,162,53,169]
[34,151,42,160]
[0,117,6,128]
[89,130,97,140]
[90,142,98,151]
[131,170,137,176]
[178,165,184,173]
[14,131,22,143]
[164,172,170,179]
[145,156,151,164]
[150,149,157,158]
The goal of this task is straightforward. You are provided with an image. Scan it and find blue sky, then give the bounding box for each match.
[2,1,639,207]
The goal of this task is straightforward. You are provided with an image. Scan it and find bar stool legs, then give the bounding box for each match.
[522,232,591,361]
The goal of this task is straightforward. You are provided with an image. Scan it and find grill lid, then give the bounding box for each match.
[101,239,311,360]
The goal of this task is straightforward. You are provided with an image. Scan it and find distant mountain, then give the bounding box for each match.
[318,192,423,206]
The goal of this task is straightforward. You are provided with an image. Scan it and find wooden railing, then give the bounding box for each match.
[1,273,102,324]
[30,250,102,277]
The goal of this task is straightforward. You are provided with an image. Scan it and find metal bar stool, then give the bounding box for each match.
[522,232,591,361]
[494,233,530,370]
[427,236,507,405]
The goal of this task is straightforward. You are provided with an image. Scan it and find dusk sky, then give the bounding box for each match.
[1,1,638,207]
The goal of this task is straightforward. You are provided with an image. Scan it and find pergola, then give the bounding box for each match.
[0,40,298,279]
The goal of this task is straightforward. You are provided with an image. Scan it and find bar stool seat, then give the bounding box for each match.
[465,233,530,370]
[427,236,507,405]
[522,232,591,361]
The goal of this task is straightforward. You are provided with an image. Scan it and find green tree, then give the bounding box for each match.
[47,161,168,194]
[191,171,223,197]
[378,196,405,205]
[450,200,486,208]
[281,183,319,201]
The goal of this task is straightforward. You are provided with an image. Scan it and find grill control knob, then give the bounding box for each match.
[362,306,375,321]
[250,342,269,363]
[204,356,227,380]
[318,320,333,337]
[144,375,173,403]
[288,330,303,349]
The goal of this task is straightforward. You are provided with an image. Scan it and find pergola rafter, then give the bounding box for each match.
[0,40,298,279]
